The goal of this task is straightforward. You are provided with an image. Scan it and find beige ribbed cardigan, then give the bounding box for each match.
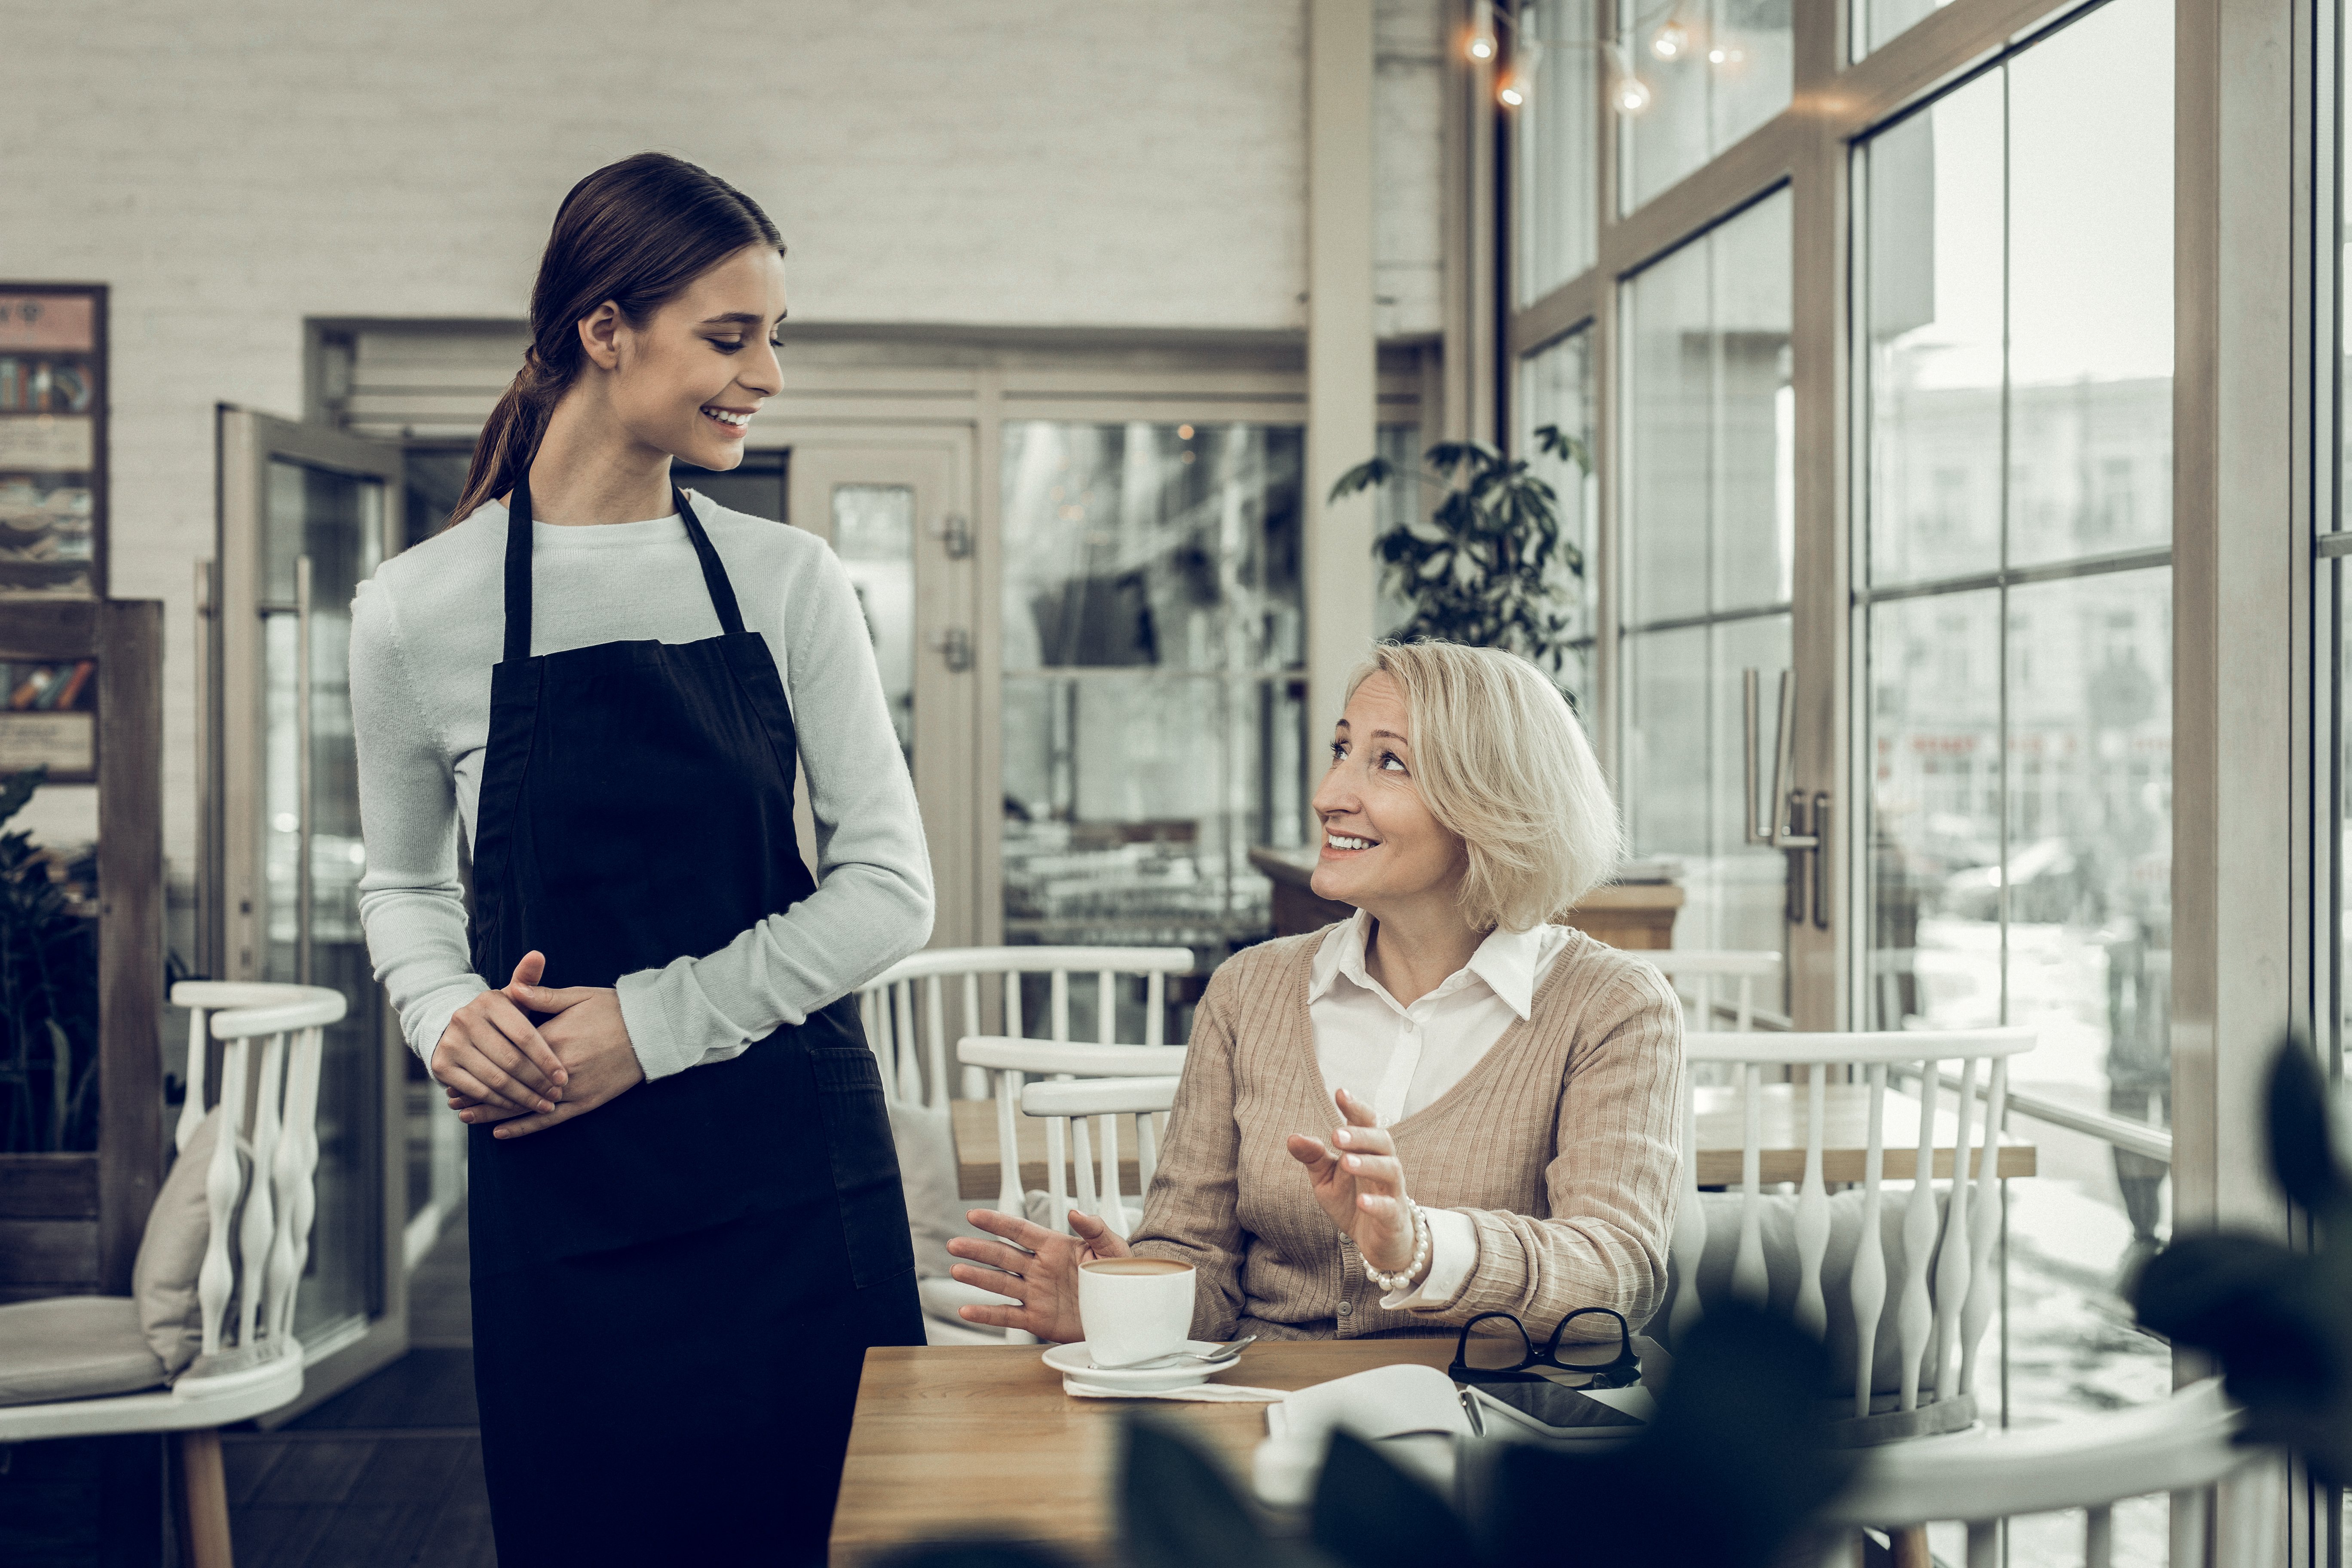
[1127,925,1684,1343]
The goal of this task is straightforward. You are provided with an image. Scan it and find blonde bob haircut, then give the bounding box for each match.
[1346,641,1622,933]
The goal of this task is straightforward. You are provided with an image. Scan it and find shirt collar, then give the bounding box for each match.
[1307,910,1547,1020]
[1307,910,1373,1004]
[1464,922,1547,1020]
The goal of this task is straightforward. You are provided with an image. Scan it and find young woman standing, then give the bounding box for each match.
[350,153,929,1566]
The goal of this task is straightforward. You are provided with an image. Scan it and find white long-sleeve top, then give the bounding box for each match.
[1308,910,1572,1310]
[348,493,934,1084]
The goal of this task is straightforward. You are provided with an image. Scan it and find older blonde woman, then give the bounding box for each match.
[947,641,1684,1344]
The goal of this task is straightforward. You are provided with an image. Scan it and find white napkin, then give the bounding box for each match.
[1062,1376,1289,1402]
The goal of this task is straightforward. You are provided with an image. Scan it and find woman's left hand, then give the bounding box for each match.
[445,950,643,1139]
[1286,1087,1416,1275]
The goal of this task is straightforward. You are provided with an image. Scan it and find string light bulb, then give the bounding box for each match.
[1469,0,1498,60]
[1707,38,1746,64]
[1607,43,1654,114]
[1651,18,1689,58]
[1497,40,1543,107]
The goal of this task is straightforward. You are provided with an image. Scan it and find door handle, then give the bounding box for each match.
[1741,668,1829,928]
[930,627,973,674]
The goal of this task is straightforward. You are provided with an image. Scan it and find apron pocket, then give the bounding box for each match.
[809,1044,917,1289]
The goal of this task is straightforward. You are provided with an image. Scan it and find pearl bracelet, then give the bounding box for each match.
[1362,1200,1433,1295]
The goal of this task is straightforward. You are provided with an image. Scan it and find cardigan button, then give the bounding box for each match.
[1337,1300,1354,1317]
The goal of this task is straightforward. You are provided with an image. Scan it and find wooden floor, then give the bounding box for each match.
[223,1217,495,1567]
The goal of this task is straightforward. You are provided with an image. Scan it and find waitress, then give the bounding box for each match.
[349,152,929,1566]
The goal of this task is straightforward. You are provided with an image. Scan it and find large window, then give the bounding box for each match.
[1619,190,1793,989]
[1856,0,2175,1522]
[998,421,1308,958]
[1505,0,2208,1547]
[1516,0,1599,300]
[1617,0,1793,211]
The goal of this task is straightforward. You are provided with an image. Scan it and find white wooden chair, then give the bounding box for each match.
[1818,1377,2260,1567]
[0,980,347,1568]
[1647,949,1782,1033]
[940,1067,1185,1354]
[959,1038,1188,1235]
[1668,1027,2037,1442]
[1017,1074,1184,1240]
[858,945,1193,1106]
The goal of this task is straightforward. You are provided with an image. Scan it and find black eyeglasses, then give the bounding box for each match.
[1448,1308,1640,1388]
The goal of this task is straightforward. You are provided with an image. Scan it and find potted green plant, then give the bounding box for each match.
[0,764,101,1153]
[1327,427,1592,693]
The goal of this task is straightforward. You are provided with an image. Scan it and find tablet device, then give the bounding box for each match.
[1464,1379,1649,1438]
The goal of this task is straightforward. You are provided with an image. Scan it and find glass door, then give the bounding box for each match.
[788,438,979,946]
[212,407,408,1409]
[996,420,1309,974]
[1616,190,1800,1021]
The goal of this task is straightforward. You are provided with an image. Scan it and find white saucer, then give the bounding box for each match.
[1044,1340,1231,1393]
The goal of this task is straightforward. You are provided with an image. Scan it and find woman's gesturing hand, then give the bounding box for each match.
[442,949,644,1140]
[944,1208,1130,1344]
[1287,1086,1417,1275]
[429,954,570,1118]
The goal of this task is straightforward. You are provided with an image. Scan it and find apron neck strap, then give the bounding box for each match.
[504,468,748,663]
[676,487,749,637]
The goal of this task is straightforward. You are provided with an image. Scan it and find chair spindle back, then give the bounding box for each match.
[169,982,347,1371]
[858,946,1191,1107]
[1678,1028,2033,1424]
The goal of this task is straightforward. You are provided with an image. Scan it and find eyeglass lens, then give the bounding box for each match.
[1547,1309,1631,1369]
[1457,1316,1535,1373]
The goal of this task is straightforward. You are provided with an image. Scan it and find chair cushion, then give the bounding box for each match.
[131,1107,221,1375]
[1654,1186,1960,1398]
[0,1296,169,1406]
[886,1097,986,1278]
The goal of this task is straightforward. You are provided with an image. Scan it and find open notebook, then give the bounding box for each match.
[1264,1364,1473,1446]
[1254,1364,1657,1507]
[1264,1363,1657,1446]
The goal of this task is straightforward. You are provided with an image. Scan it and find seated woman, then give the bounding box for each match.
[948,641,1684,1344]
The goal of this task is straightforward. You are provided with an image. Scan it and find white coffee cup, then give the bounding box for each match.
[1078,1256,1197,1367]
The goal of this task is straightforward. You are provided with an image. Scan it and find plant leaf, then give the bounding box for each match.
[1326,457,1395,504]
[0,766,46,830]
[1118,1418,1327,1568]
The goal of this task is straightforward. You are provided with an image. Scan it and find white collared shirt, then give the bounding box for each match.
[1308,910,1572,1310]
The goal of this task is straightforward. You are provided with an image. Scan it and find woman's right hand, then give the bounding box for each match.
[429,956,569,1118]
[945,1209,1130,1343]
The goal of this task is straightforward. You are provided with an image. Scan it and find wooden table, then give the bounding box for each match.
[829,1340,1454,1565]
[1247,843,1685,949]
[950,1083,2034,1200]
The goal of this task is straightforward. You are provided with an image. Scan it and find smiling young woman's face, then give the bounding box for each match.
[596,243,788,472]
[1308,672,1469,914]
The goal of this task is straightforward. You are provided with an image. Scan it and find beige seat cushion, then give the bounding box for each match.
[0,1296,168,1406]
[131,1107,222,1375]
[886,1097,986,1278]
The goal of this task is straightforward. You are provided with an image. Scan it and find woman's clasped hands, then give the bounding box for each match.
[1287,1085,1420,1277]
[432,949,643,1139]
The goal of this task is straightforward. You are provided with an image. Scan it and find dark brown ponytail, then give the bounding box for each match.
[447,152,784,529]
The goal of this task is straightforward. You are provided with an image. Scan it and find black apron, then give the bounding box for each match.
[465,472,920,1568]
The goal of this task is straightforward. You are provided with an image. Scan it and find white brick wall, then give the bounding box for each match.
[3,0,1442,910]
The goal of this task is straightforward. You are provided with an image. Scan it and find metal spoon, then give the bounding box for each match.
[1093,1334,1259,1372]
